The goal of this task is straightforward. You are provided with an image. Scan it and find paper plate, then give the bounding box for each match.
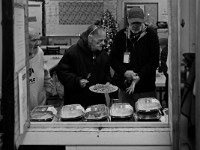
[89,83,118,94]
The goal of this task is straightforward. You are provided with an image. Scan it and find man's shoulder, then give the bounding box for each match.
[146,25,158,34]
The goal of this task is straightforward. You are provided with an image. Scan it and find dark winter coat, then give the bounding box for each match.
[110,26,160,93]
[56,31,111,108]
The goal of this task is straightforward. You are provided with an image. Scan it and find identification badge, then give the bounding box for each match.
[123,52,130,63]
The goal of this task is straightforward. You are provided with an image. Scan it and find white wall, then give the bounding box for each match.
[28,1,43,35]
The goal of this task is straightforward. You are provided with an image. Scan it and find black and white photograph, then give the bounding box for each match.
[0,0,199,150]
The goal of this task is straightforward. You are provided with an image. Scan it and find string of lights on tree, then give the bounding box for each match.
[95,10,118,54]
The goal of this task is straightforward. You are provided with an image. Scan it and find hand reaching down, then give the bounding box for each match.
[126,75,140,94]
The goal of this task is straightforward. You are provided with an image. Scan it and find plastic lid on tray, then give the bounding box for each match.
[84,104,108,120]
[135,97,162,112]
[110,103,133,118]
[60,104,85,119]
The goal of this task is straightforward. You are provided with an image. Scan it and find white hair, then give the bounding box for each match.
[29,27,40,40]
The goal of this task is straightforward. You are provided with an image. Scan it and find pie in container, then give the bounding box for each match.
[60,104,85,121]
[84,104,109,121]
[135,97,162,112]
[89,83,118,93]
[30,111,54,122]
[110,103,133,118]
[30,105,56,121]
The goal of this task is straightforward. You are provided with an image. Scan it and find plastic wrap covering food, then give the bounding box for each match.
[30,105,57,122]
[135,97,162,112]
[31,105,57,114]
[110,103,133,121]
[135,98,162,121]
[84,104,109,121]
[30,111,54,122]
[60,104,85,121]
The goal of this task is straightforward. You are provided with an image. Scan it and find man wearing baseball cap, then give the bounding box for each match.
[110,7,160,108]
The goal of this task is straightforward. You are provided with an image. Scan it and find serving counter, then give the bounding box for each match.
[21,121,171,150]
[21,100,171,150]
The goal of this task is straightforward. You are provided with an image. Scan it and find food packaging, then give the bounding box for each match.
[30,111,54,122]
[30,105,57,122]
[135,98,162,121]
[110,103,133,121]
[135,98,162,112]
[84,104,109,121]
[135,111,161,121]
[60,104,85,121]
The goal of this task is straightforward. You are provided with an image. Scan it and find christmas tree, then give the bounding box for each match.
[95,10,118,54]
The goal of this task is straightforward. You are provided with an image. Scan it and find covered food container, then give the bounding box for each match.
[60,104,85,121]
[135,98,162,121]
[30,105,57,122]
[84,104,109,121]
[135,98,162,112]
[30,111,54,122]
[31,105,57,114]
[110,103,133,121]
[135,111,161,121]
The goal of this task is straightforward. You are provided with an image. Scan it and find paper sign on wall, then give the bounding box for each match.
[18,67,28,134]
[14,7,26,72]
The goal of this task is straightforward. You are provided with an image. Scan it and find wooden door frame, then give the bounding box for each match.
[1,0,15,149]
[28,0,45,36]
[195,0,200,149]
[168,0,180,149]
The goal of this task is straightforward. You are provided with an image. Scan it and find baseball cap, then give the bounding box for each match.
[127,7,144,23]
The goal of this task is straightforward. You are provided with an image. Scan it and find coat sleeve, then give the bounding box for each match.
[109,30,127,77]
[104,53,112,83]
[55,52,81,91]
[137,30,160,80]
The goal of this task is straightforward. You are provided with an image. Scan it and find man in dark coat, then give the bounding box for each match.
[110,7,160,108]
[56,25,111,108]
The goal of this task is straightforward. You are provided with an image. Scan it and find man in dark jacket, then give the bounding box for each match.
[110,7,160,108]
[56,25,111,108]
